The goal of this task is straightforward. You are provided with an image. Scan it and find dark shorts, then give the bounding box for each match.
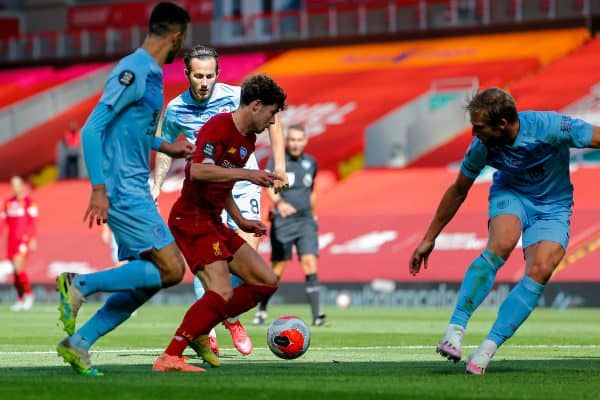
[270,215,319,262]
[169,214,246,273]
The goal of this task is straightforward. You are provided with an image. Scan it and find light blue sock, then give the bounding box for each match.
[193,276,205,300]
[487,275,544,347]
[193,274,243,300]
[70,288,158,350]
[449,249,505,328]
[73,260,162,297]
[230,274,243,288]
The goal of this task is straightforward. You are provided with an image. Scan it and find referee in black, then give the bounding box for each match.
[253,124,326,326]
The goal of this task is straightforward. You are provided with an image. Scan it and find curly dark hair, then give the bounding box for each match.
[184,45,219,75]
[466,88,518,126]
[240,74,286,111]
[149,2,190,37]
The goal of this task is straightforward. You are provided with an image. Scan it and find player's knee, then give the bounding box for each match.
[160,259,186,287]
[526,262,553,284]
[263,269,279,287]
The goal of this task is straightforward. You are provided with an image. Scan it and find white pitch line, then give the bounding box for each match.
[2,344,600,356]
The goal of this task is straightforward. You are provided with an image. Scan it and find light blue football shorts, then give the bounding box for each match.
[488,188,572,250]
[108,199,174,261]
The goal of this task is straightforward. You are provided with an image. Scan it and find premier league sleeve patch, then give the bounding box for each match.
[203,142,216,157]
[118,70,135,86]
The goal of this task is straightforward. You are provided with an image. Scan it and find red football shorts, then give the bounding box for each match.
[7,237,29,260]
[169,215,246,273]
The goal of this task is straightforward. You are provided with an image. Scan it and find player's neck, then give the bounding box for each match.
[232,110,252,136]
[141,36,170,67]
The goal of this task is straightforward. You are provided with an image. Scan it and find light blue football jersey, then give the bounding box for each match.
[161,82,259,194]
[461,111,593,204]
[100,48,163,204]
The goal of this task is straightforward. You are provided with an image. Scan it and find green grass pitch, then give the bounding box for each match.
[1,304,600,399]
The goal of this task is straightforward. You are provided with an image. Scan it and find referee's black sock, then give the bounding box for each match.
[305,273,321,322]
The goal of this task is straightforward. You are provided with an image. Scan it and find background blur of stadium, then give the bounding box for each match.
[2,0,600,309]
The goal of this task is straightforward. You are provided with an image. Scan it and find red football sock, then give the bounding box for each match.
[13,272,24,299]
[17,272,32,294]
[165,290,228,357]
[226,284,277,317]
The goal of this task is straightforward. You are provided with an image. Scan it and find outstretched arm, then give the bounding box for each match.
[190,163,282,187]
[409,171,475,275]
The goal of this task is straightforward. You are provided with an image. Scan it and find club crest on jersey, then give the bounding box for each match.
[118,70,135,86]
[203,142,216,157]
[218,106,232,113]
[240,146,247,158]
[227,147,237,154]
[301,160,312,170]
[212,242,222,256]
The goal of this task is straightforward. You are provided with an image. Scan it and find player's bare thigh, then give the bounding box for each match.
[196,260,233,300]
[229,243,278,286]
[523,241,565,284]
[142,242,186,287]
[487,214,521,260]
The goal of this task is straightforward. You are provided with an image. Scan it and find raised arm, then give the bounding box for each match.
[267,115,288,193]
[409,170,475,275]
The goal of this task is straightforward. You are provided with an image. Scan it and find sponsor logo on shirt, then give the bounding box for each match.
[203,142,216,157]
[118,70,135,86]
[560,116,572,133]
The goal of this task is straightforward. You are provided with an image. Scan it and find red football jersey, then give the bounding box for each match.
[0,195,37,241]
[172,112,256,221]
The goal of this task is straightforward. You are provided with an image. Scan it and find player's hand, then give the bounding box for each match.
[84,185,109,229]
[151,184,161,203]
[247,170,283,188]
[272,168,289,194]
[28,238,37,252]
[163,141,196,159]
[237,219,268,237]
[409,239,435,276]
[277,200,297,218]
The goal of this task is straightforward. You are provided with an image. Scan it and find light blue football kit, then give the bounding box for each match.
[70,48,172,350]
[162,83,256,296]
[451,111,593,347]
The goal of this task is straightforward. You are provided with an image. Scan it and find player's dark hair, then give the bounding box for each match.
[466,88,518,126]
[149,2,190,37]
[184,45,220,75]
[240,74,286,111]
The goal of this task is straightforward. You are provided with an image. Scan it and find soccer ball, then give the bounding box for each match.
[267,315,311,359]
[335,292,351,309]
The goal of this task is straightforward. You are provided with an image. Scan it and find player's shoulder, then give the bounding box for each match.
[165,92,187,111]
[211,83,241,100]
[110,49,153,84]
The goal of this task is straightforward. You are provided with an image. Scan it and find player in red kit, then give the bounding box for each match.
[0,176,38,311]
[153,74,286,372]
